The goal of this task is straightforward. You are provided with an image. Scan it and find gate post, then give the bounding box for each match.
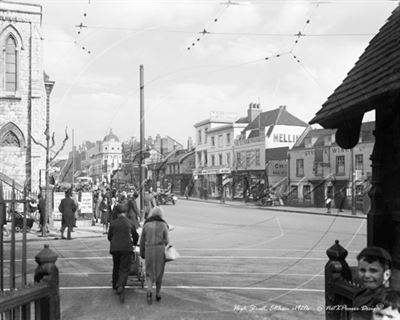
[34,244,60,320]
[325,240,352,320]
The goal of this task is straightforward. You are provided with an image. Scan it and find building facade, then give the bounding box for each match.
[288,122,375,210]
[193,111,240,199]
[0,2,50,192]
[233,105,308,199]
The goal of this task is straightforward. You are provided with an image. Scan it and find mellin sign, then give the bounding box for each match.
[273,133,300,143]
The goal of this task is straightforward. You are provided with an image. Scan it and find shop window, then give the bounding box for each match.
[296,159,304,177]
[303,185,311,202]
[336,156,345,175]
[355,154,363,172]
[255,149,260,166]
[356,185,364,203]
[290,186,298,200]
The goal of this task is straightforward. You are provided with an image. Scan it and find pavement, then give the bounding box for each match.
[181,196,367,219]
[3,197,365,243]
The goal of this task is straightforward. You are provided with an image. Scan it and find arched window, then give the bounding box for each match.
[1,131,20,147]
[5,36,17,92]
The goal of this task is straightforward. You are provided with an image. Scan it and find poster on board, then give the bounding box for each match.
[79,192,93,214]
[53,192,65,221]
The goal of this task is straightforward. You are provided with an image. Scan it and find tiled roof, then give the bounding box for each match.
[310,5,400,128]
[245,107,308,131]
[265,147,289,161]
[235,116,250,124]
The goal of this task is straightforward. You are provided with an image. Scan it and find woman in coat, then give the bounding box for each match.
[126,193,140,229]
[140,206,169,304]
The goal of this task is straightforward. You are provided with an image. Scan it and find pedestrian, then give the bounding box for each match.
[1,201,9,237]
[371,288,400,320]
[184,184,189,200]
[337,188,346,212]
[352,246,392,320]
[325,191,332,213]
[95,191,102,223]
[58,189,77,240]
[126,192,140,229]
[108,206,139,303]
[100,197,110,234]
[38,194,47,233]
[143,189,156,221]
[140,206,169,304]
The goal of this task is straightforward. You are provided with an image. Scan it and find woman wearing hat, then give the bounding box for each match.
[140,206,169,304]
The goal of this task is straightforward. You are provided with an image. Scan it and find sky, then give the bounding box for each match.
[23,0,399,149]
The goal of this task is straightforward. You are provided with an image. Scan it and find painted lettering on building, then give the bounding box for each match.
[273,134,300,143]
[267,160,288,177]
[331,147,350,153]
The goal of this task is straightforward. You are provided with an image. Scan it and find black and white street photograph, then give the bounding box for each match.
[1,0,400,319]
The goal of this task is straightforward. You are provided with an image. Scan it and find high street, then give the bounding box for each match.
[3,200,366,320]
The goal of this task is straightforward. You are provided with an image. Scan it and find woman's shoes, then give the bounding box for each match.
[146,292,152,305]
[156,294,161,301]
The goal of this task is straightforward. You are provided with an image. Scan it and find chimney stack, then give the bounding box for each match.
[247,102,262,122]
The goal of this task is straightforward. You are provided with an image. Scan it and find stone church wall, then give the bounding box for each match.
[0,2,47,192]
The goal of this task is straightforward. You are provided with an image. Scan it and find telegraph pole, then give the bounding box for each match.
[140,65,145,213]
[72,128,75,190]
[351,147,356,215]
[44,77,55,232]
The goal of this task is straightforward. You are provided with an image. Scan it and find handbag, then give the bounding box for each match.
[165,245,180,262]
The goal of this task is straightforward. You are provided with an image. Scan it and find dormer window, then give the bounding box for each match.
[305,138,312,148]
[324,135,332,146]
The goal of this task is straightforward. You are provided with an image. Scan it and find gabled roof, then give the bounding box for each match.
[245,107,308,132]
[310,5,400,128]
[292,121,375,149]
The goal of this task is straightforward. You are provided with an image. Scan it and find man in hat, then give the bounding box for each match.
[108,205,139,303]
[352,246,392,319]
[59,189,77,240]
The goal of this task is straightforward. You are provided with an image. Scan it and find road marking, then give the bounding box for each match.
[59,286,323,292]
[5,255,356,262]
[58,271,324,277]
[51,247,360,253]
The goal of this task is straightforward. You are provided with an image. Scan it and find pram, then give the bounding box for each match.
[13,211,35,232]
[128,246,145,288]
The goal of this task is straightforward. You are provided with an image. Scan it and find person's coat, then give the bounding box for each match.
[140,219,169,281]
[58,197,77,227]
[126,199,140,229]
[108,215,139,253]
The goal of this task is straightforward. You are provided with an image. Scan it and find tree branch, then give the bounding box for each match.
[31,135,46,150]
[50,127,69,162]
